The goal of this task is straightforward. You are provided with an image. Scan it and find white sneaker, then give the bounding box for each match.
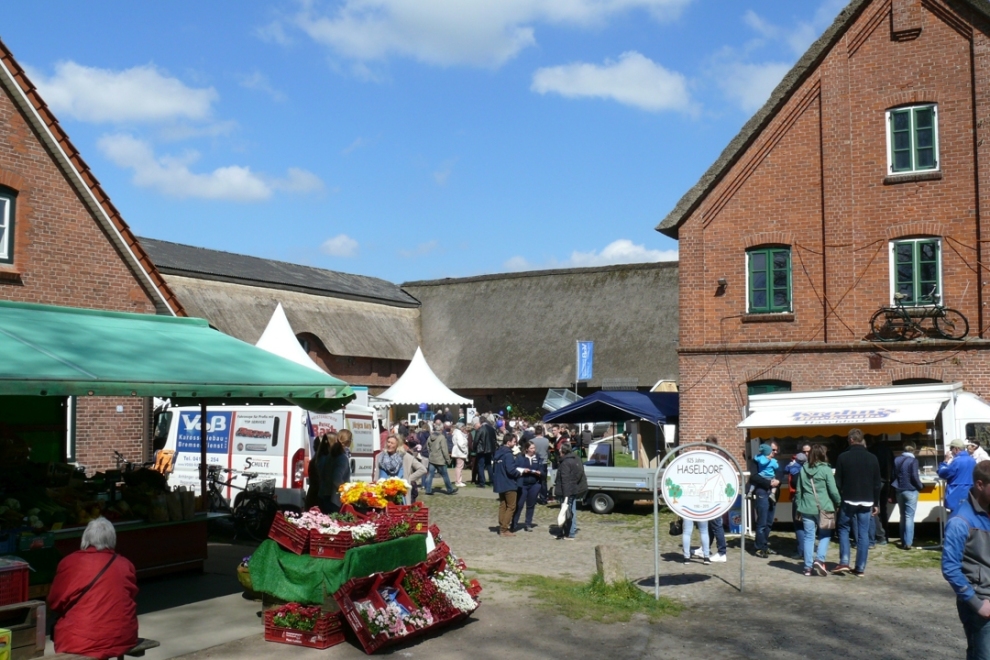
[692,547,704,557]
[455,482,466,487]
[710,553,727,563]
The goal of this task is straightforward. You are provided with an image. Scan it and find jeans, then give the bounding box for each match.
[792,500,804,554]
[682,519,710,558]
[425,463,454,494]
[476,453,493,486]
[801,514,833,570]
[957,599,990,660]
[896,489,919,547]
[563,495,579,538]
[512,483,541,530]
[838,503,873,572]
[754,488,775,551]
[710,515,726,555]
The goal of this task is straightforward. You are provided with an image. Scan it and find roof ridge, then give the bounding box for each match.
[401,260,678,287]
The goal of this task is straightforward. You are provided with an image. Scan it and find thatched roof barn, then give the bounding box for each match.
[140,238,420,387]
[402,261,679,399]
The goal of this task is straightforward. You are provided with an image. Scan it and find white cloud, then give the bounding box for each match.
[503,239,678,271]
[156,120,238,142]
[531,51,693,113]
[320,234,359,257]
[239,71,286,102]
[715,60,791,113]
[342,137,366,155]
[287,0,692,69]
[97,134,323,202]
[26,61,217,124]
[433,158,457,186]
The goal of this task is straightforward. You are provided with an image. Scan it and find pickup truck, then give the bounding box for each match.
[581,466,657,514]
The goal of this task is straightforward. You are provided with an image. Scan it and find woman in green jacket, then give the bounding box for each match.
[795,444,842,576]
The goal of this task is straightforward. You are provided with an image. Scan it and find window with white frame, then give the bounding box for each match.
[890,237,941,305]
[0,190,12,264]
[886,105,938,174]
[746,246,791,314]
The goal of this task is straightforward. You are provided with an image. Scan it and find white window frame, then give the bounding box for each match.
[885,104,939,175]
[0,195,10,263]
[887,237,942,306]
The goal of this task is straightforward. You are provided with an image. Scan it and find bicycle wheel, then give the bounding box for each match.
[208,487,230,513]
[234,493,277,541]
[935,308,969,340]
[870,309,904,341]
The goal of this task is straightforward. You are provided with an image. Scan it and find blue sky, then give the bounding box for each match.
[2,0,847,283]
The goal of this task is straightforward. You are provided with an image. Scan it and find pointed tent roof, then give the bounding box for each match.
[376,347,472,407]
[254,302,325,373]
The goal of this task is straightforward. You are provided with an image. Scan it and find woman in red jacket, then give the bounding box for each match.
[48,517,138,659]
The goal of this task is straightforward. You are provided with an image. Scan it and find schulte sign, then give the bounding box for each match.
[661,451,739,521]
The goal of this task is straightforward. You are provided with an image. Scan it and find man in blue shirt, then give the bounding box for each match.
[941,439,977,515]
[942,459,990,660]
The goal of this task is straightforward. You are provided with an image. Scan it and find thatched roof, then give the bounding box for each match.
[402,262,679,390]
[141,237,419,308]
[656,0,990,239]
[163,274,420,360]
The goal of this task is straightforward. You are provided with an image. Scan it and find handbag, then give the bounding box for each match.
[669,518,683,536]
[51,553,118,641]
[810,476,835,530]
[557,498,571,526]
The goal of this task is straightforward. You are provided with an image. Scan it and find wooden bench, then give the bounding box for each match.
[46,637,160,660]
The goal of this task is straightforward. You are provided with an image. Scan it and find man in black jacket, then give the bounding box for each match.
[555,443,587,540]
[473,417,497,488]
[749,441,780,558]
[834,428,882,576]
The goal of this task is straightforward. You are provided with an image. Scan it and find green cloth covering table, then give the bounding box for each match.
[249,535,427,604]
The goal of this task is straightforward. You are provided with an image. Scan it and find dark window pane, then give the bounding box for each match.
[894,131,912,150]
[915,107,933,128]
[773,251,789,269]
[773,270,788,287]
[896,244,913,260]
[750,252,766,270]
[916,149,934,168]
[752,272,767,289]
[920,242,936,260]
[897,264,914,282]
[920,263,937,281]
[773,291,788,308]
[893,111,910,131]
[752,291,766,309]
[916,128,933,148]
[893,152,911,170]
[897,283,913,298]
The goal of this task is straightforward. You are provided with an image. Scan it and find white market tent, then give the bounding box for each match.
[255,303,326,373]
[376,347,472,407]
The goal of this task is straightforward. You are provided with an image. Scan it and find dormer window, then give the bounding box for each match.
[887,105,938,174]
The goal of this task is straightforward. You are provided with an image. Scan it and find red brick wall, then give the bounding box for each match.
[0,76,159,472]
[675,0,990,461]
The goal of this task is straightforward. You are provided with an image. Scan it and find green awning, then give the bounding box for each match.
[0,300,354,412]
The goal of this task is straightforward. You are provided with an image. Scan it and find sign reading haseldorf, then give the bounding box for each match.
[789,408,899,424]
[662,451,739,521]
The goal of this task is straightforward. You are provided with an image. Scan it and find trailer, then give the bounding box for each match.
[738,382,990,524]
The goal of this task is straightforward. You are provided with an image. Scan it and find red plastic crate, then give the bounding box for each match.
[309,531,353,559]
[0,558,29,607]
[426,540,450,564]
[264,609,345,649]
[268,514,309,554]
[385,504,429,533]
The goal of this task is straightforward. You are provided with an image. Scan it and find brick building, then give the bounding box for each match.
[657,0,990,459]
[0,40,184,471]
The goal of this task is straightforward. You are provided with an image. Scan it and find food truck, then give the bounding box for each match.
[738,382,990,524]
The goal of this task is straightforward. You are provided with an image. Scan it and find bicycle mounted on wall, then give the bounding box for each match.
[870,285,968,341]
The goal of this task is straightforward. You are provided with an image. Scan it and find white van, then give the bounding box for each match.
[161,397,380,509]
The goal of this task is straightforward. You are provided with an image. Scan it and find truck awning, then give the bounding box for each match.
[0,300,354,412]
[738,399,943,438]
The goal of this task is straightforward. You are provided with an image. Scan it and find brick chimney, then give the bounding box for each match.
[891,0,922,41]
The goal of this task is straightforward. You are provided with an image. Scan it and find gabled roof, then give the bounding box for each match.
[656,0,990,239]
[140,237,420,308]
[0,38,184,316]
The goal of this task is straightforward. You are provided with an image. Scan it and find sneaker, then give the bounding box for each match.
[813,561,829,577]
[446,488,458,495]
[703,556,711,565]
[693,547,705,557]
[852,570,865,577]
[803,568,813,577]
[501,531,516,537]
[755,549,769,559]
[455,482,466,487]
[832,564,851,575]
[903,545,913,551]
[563,537,576,541]
[711,553,727,563]
[683,555,692,563]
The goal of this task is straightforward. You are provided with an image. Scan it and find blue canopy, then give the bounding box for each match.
[542,391,678,426]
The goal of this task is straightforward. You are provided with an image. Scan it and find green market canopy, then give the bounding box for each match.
[0,300,354,412]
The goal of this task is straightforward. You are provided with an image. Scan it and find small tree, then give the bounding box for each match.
[724,483,736,499]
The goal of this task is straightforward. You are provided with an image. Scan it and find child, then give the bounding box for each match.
[748,443,780,502]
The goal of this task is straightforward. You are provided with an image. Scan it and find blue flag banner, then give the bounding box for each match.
[577,340,594,381]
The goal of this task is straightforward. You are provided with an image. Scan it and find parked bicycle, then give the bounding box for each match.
[870,287,968,341]
[206,465,279,541]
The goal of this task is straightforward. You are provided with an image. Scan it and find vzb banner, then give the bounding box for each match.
[577,340,594,381]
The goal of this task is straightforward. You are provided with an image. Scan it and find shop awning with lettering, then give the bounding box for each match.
[0,300,354,412]
[738,400,944,438]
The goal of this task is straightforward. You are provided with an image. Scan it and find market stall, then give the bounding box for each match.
[0,300,354,591]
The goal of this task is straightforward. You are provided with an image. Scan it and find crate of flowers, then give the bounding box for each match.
[310,518,380,559]
[268,511,311,554]
[264,602,345,649]
[384,501,429,534]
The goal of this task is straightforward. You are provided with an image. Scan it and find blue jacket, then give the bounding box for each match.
[892,452,924,492]
[492,446,522,493]
[939,453,976,512]
[942,492,990,611]
[515,453,545,487]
